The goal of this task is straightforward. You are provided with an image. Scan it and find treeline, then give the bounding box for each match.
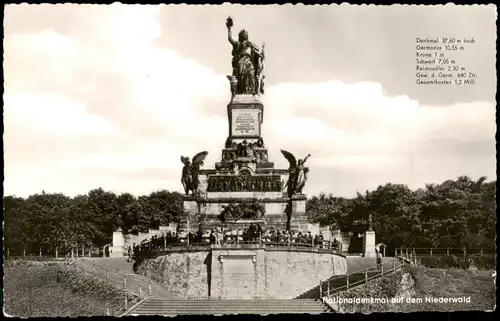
[4,188,183,255]
[4,176,496,256]
[306,176,496,252]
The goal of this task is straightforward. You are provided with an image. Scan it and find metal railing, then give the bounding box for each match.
[395,247,495,257]
[5,251,146,316]
[319,256,407,298]
[64,258,148,316]
[5,247,102,261]
[116,296,149,317]
[133,239,343,261]
[69,259,153,298]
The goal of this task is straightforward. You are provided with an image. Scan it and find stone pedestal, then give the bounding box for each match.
[111,228,125,258]
[178,94,311,234]
[363,230,376,258]
[289,194,309,232]
[228,96,263,137]
[178,196,199,233]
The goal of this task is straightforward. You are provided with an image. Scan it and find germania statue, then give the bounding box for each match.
[226,16,265,96]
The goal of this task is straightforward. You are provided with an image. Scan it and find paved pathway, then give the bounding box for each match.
[74,258,177,299]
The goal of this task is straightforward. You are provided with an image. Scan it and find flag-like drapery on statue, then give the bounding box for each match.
[226,16,265,96]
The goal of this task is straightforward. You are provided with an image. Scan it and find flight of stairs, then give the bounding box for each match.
[124,225,177,249]
[296,258,400,298]
[126,298,333,315]
[295,269,381,298]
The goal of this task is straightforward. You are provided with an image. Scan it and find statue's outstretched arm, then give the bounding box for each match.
[227,27,236,46]
[303,154,311,164]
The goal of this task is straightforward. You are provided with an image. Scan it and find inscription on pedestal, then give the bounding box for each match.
[207,175,283,192]
[232,109,260,136]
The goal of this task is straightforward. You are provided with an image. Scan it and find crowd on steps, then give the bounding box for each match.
[128,224,342,262]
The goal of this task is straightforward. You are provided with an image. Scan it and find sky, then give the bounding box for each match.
[3,4,497,198]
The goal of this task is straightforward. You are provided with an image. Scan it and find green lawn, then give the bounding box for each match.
[401,267,496,311]
[4,262,137,317]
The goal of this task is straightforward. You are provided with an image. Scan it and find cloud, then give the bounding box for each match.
[3,4,496,198]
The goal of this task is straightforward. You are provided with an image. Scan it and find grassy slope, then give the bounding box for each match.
[4,262,137,317]
[329,267,496,313]
[400,267,496,312]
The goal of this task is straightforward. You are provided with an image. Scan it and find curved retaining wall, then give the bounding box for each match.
[136,246,347,299]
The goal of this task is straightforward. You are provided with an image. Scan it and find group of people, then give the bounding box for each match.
[129,225,342,261]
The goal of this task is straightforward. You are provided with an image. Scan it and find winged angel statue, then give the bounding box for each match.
[181,151,208,196]
[281,150,311,197]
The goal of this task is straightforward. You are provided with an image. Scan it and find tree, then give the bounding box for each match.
[306,193,349,228]
[306,176,496,252]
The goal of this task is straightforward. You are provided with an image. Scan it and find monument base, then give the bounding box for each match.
[179,209,311,234]
[363,230,376,257]
[176,90,312,236]
[110,246,125,258]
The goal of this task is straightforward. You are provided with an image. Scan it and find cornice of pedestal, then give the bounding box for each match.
[199,169,219,175]
[183,195,308,203]
[198,197,290,203]
[223,139,264,146]
[228,94,263,106]
[255,168,288,174]
[199,165,286,175]
[181,194,198,201]
[291,194,308,201]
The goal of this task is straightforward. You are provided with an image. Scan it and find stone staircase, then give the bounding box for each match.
[126,298,333,315]
[295,258,400,298]
[124,225,177,249]
[295,269,381,299]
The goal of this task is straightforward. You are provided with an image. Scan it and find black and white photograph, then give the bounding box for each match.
[3,3,497,316]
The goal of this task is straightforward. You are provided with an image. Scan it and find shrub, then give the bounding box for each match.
[417,255,496,270]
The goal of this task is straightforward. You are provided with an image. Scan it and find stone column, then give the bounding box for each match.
[363,214,376,257]
[362,231,376,258]
[111,228,125,258]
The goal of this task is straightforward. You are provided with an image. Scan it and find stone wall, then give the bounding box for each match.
[262,250,347,299]
[136,250,211,299]
[136,247,347,300]
[211,247,265,299]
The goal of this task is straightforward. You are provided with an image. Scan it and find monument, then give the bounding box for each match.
[178,17,312,233]
[363,213,377,257]
[110,228,125,258]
